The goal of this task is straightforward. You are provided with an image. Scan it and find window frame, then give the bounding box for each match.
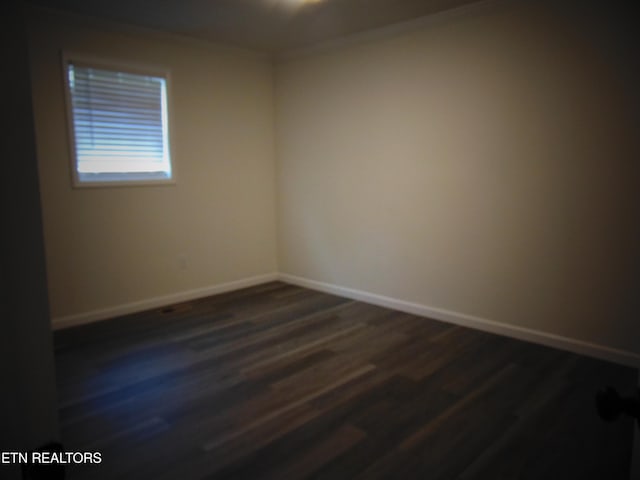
[61,52,176,188]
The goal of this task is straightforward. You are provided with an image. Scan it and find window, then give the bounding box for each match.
[63,55,173,186]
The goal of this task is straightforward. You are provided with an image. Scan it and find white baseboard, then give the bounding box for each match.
[52,270,640,368]
[52,272,279,330]
[278,273,640,368]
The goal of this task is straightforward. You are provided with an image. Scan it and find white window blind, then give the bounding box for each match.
[65,59,172,185]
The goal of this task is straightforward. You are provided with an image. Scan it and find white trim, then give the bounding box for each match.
[278,273,640,368]
[52,270,640,368]
[61,51,177,189]
[52,273,279,330]
[26,5,268,61]
[277,0,509,61]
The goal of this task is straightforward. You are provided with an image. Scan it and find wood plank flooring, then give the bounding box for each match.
[54,281,638,479]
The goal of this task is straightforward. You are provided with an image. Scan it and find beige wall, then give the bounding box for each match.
[28,9,278,324]
[27,2,640,357]
[276,1,640,354]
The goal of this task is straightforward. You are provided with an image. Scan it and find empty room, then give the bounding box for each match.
[3,0,640,478]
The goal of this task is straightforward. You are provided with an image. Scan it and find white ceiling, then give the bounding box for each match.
[27,0,484,54]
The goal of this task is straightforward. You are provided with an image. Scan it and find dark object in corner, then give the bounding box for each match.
[22,442,65,480]
[596,386,640,427]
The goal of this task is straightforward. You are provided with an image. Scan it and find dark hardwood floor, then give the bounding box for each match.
[54,281,637,479]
